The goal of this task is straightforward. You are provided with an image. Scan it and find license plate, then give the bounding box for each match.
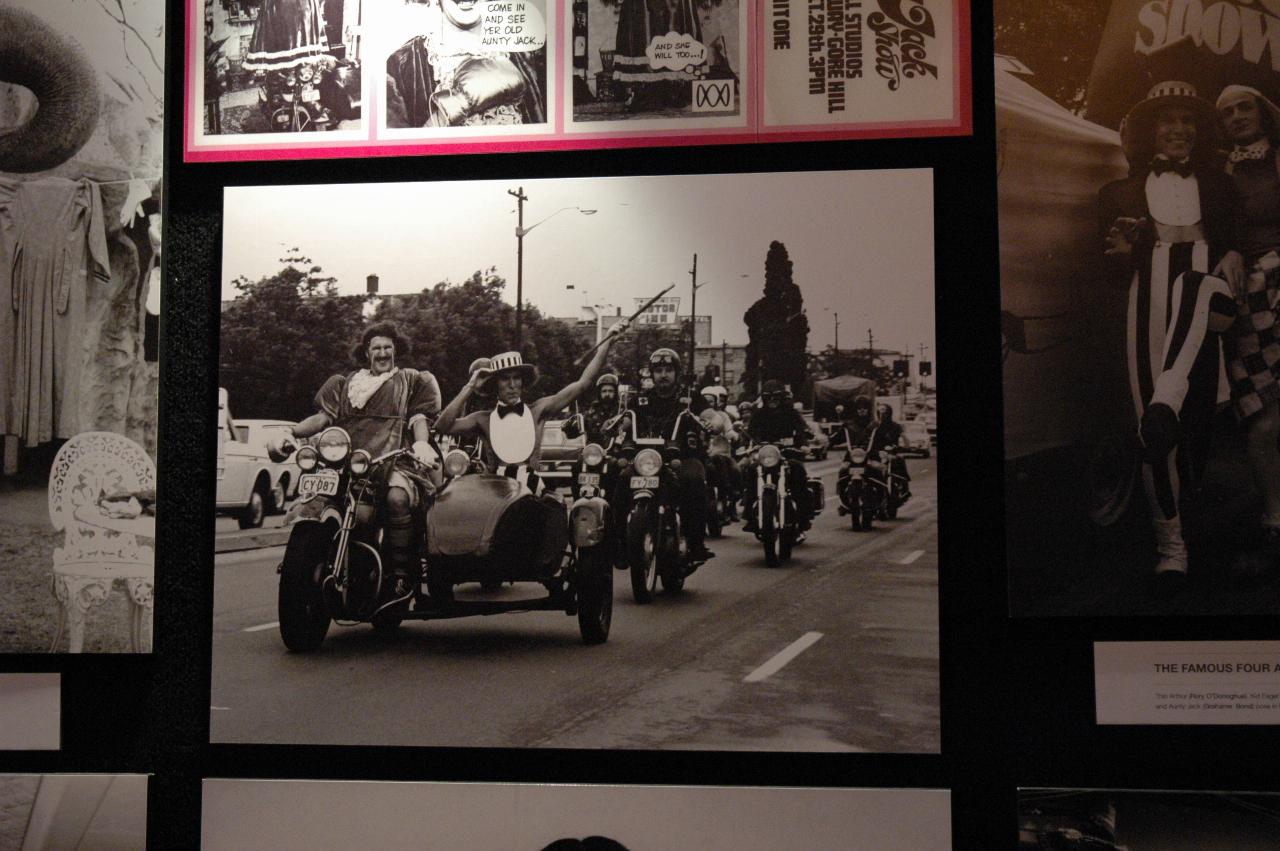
[299,469,339,498]
[302,88,320,103]
[630,475,659,489]
[578,473,600,485]
[778,438,794,446]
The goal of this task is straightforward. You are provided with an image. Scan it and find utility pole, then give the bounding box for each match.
[508,186,528,349]
[866,328,875,356]
[721,338,728,386]
[688,253,698,393]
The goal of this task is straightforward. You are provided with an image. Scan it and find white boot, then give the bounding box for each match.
[1153,516,1189,576]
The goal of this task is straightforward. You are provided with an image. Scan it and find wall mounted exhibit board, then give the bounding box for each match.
[1,0,1278,848]
[186,0,972,160]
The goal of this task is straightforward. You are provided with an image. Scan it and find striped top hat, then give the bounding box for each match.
[1122,80,1220,167]
[481,351,539,393]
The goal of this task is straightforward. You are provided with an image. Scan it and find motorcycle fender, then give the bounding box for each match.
[569,497,609,548]
[286,495,340,525]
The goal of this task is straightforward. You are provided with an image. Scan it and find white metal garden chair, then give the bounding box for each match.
[47,431,155,653]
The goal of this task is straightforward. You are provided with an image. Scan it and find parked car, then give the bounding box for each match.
[216,417,299,528]
[535,419,586,486]
[900,420,932,457]
[802,415,830,460]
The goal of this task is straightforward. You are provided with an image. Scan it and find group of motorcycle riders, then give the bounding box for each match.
[270,319,913,614]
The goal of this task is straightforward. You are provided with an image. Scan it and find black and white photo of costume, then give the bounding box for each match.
[1097,81,1240,583]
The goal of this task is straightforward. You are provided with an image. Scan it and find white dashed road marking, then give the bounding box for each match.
[243,622,279,633]
[899,550,925,564]
[744,632,824,683]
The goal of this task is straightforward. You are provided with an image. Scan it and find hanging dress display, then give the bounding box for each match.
[242,0,330,72]
[0,177,111,447]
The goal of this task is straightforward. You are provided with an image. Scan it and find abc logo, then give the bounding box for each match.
[692,80,734,112]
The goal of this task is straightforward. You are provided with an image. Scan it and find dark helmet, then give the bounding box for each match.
[761,379,786,397]
[877,402,895,421]
[649,347,682,372]
[596,373,619,389]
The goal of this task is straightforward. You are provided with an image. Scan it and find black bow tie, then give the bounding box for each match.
[496,402,525,418]
[1150,158,1194,177]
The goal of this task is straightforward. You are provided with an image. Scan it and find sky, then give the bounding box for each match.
[222,169,935,355]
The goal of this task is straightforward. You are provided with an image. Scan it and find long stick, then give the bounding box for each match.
[572,284,675,366]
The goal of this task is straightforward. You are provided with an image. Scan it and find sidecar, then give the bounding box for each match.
[400,467,613,645]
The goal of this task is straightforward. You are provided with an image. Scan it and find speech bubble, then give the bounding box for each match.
[476,0,547,52]
[646,31,707,72]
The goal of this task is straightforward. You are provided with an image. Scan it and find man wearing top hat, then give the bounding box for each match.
[434,320,630,490]
[1099,80,1244,590]
[1216,84,1280,578]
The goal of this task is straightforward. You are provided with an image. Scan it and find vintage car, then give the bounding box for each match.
[216,413,299,529]
[535,418,586,486]
[900,420,932,457]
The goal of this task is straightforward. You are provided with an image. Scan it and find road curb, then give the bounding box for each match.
[214,527,290,554]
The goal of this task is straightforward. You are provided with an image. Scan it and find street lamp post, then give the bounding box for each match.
[509,187,596,350]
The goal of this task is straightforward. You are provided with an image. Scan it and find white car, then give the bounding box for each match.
[216,418,299,528]
[901,420,932,457]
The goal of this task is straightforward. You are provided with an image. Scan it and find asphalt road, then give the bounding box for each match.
[209,456,939,751]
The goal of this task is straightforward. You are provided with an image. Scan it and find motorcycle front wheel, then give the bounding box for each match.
[278,523,332,652]
[761,489,780,568]
[706,489,723,539]
[627,505,658,604]
[575,544,613,644]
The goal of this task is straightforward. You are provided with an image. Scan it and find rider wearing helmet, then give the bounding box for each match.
[584,372,622,445]
[876,402,912,500]
[617,347,715,564]
[699,385,741,520]
[741,379,814,534]
[836,395,896,515]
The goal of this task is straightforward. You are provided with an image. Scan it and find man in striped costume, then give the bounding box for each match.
[1098,81,1244,591]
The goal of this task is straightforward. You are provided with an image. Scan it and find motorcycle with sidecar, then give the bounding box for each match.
[275,425,614,650]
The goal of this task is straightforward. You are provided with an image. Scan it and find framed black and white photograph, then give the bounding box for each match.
[998,0,1280,615]
[209,168,940,750]
[0,0,162,653]
[203,779,952,850]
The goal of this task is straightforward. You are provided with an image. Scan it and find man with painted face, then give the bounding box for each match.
[434,321,629,490]
[1216,84,1280,578]
[741,380,813,535]
[618,348,715,564]
[1099,80,1243,590]
[272,322,442,602]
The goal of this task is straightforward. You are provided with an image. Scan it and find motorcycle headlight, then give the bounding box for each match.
[443,449,470,479]
[758,444,782,468]
[296,445,318,471]
[583,443,605,467]
[849,448,867,464]
[317,427,351,463]
[348,449,371,476]
[298,64,315,82]
[634,448,662,477]
[284,72,297,86]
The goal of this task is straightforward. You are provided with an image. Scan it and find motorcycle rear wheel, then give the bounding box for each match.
[278,525,331,652]
[706,491,723,539]
[627,507,657,604]
[761,489,780,568]
[576,545,613,644]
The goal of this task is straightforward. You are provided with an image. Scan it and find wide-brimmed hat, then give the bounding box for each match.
[480,351,538,393]
[1122,80,1220,165]
[1216,84,1280,144]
